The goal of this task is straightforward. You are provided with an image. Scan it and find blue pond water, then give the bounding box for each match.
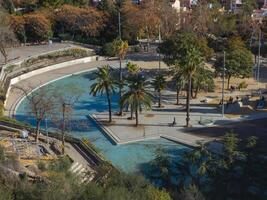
[15,71,189,173]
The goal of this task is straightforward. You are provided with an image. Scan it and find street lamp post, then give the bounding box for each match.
[158,25,161,70]
[257,28,261,89]
[222,51,226,118]
[118,11,121,40]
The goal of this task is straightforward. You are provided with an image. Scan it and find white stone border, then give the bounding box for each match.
[10,56,99,85]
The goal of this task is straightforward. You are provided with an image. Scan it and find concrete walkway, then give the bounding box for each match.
[1,43,73,65]
[92,106,219,147]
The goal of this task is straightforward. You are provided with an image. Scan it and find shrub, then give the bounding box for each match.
[4,64,17,73]
[102,42,116,57]
[0,145,5,162]
[0,101,4,117]
[58,33,72,41]
[48,156,72,172]
[23,13,52,42]
[132,45,141,53]
[238,81,248,90]
[37,161,47,171]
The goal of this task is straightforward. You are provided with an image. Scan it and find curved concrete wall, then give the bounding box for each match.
[10,56,99,85]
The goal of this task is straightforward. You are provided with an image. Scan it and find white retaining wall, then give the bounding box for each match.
[10,56,99,85]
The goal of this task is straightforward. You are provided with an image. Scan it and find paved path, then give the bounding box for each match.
[93,105,220,147]
[0,43,73,65]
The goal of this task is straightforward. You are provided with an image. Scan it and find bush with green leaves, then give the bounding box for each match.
[238,81,248,90]
[102,42,116,57]
[0,154,172,200]
[48,156,72,172]
[0,145,5,162]
[147,132,267,200]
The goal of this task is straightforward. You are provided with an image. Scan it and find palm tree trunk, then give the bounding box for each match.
[130,104,134,119]
[186,74,192,127]
[35,120,41,142]
[106,88,112,123]
[190,80,194,99]
[194,86,199,99]
[158,90,161,107]
[176,86,180,105]
[227,75,231,90]
[135,108,139,126]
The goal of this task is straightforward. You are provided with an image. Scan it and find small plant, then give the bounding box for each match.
[0,145,5,162]
[0,101,4,116]
[132,45,140,53]
[20,48,92,69]
[37,161,47,171]
[238,81,248,90]
[102,42,116,57]
[4,64,17,73]
[48,156,72,172]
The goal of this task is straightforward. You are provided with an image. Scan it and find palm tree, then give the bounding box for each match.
[113,39,129,115]
[126,62,140,75]
[90,65,117,123]
[152,74,167,107]
[172,73,185,105]
[192,67,214,99]
[121,75,153,126]
[126,62,141,119]
[181,47,204,127]
[170,64,186,105]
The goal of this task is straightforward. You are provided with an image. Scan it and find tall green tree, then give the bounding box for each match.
[152,74,167,108]
[170,64,186,105]
[160,32,205,127]
[121,75,153,126]
[125,62,141,119]
[192,67,215,98]
[215,37,254,89]
[181,47,204,127]
[112,38,129,114]
[90,65,117,123]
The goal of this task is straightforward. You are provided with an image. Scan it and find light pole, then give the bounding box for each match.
[257,28,261,89]
[158,25,162,70]
[118,11,121,39]
[222,51,226,118]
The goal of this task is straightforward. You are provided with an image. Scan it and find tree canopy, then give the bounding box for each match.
[215,36,254,88]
